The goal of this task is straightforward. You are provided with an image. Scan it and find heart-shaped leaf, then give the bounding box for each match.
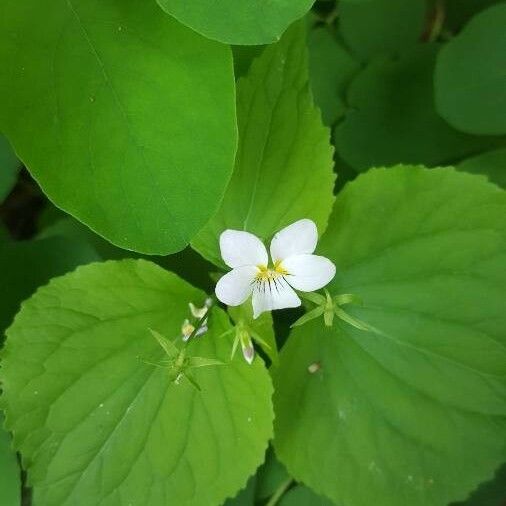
[435,3,506,135]
[273,166,506,506]
[1,260,273,505]
[156,0,315,45]
[192,23,335,268]
[0,0,236,254]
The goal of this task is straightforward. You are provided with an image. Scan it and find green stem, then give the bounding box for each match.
[266,478,293,506]
[427,0,445,42]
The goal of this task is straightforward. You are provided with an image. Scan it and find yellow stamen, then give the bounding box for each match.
[255,261,288,282]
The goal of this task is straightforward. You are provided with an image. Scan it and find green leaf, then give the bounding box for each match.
[1,259,274,505]
[335,45,497,171]
[0,416,20,506]
[228,303,279,366]
[232,45,265,79]
[453,462,506,506]
[192,22,335,267]
[458,148,506,189]
[307,26,359,126]
[0,134,20,202]
[339,0,427,61]
[40,215,218,293]
[155,0,315,45]
[225,476,256,506]
[0,0,236,255]
[0,235,100,337]
[444,0,498,31]
[279,485,334,506]
[255,448,289,500]
[273,166,506,506]
[435,3,506,135]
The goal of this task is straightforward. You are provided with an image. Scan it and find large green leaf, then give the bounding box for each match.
[192,23,335,267]
[255,448,289,501]
[339,0,426,61]
[0,417,20,506]
[40,215,217,293]
[1,260,273,505]
[0,0,236,255]
[0,235,100,336]
[273,166,506,506]
[458,148,506,189]
[335,45,496,171]
[155,0,315,45]
[435,3,506,135]
[279,486,334,506]
[307,26,359,126]
[224,477,256,506]
[0,135,20,202]
[232,46,265,79]
[444,0,498,31]
[454,462,506,506]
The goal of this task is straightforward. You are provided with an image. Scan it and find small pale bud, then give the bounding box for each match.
[308,362,320,374]
[239,329,255,364]
[189,302,208,319]
[195,324,208,337]
[242,344,255,365]
[181,319,195,341]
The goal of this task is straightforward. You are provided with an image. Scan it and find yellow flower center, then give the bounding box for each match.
[255,260,288,282]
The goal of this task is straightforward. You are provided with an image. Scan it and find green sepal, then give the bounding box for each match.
[291,306,325,328]
[188,357,226,368]
[300,292,326,305]
[149,328,179,357]
[333,294,363,306]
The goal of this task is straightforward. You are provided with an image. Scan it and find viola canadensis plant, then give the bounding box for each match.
[1,5,504,505]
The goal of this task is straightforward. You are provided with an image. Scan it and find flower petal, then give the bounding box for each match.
[252,278,301,318]
[220,230,268,268]
[215,266,257,306]
[270,219,318,262]
[283,254,336,292]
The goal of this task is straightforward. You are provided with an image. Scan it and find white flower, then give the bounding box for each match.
[215,219,336,318]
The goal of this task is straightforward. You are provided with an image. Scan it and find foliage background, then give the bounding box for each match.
[0,0,505,505]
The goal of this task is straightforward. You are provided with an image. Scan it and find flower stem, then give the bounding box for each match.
[265,478,293,506]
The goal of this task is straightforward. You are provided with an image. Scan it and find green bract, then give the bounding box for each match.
[273,166,506,506]
[0,0,236,254]
[192,23,335,267]
[335,45,496,171]
[155,0,315,45]
[435,3,506,135]
[1,260,273,505]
